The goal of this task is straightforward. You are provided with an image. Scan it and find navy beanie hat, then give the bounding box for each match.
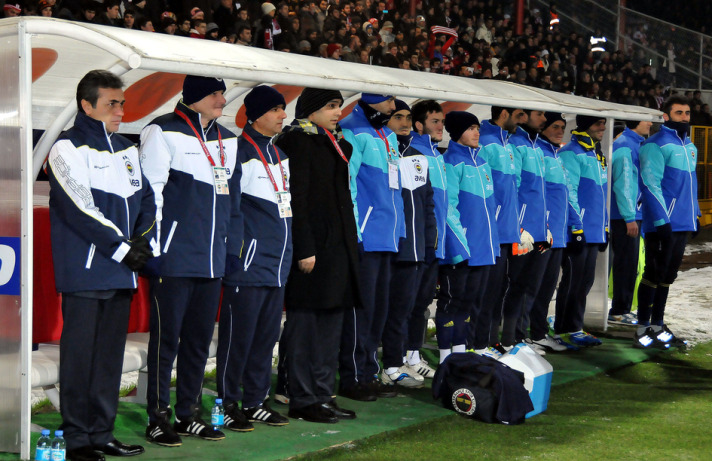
[361,93,392,104]
[245,85,286,123]
[296,88,343,119]
[542,112,564,131]
[183,75,226,106]
[393,98,411,113]
[445,111,480,142]
[575,114,605,132]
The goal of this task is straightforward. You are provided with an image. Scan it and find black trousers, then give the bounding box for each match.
[501,249,549,346]
[146,277,221,421]
[382,262,421,368]
[59,291,131,450]
[217,285,285,408]
[484,244,513,346]
[339,251,392,387]
[406,259,439,351]
[636,231,688,326]
[284,307,344,409]
[554,244,600,334]
[610,219,641,315]
[528,248,563,340]
[436,264,488,349]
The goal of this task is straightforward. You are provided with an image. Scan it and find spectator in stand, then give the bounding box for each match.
[159,14,177,35]
[256,2,282,50]
[123,8,136,28]
[189,18,206,38]
[205,22,219,40]
[76,1,96,23]
[214,0,239,36]
[3,2,22,17]
[39,0,53,17]
[137,16,155,32]
[236,24,253,45]
[96,0,122,27]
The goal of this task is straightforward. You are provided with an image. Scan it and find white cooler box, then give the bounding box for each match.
[498,343,553,418]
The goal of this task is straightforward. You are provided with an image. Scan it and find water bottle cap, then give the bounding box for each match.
[215,398,222,404]
[55,430,63,436]
[41,429,50,436]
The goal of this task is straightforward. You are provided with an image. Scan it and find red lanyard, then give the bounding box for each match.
[175,109,225,167]
[242,132,287,192]
[324,130,349,164]
[375,128,391,157]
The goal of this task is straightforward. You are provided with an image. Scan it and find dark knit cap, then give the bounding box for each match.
[624,119,642,129]
[542,112,564,131]
[393,99,410,113]
[296,88,343,119]
[361,93,392,104]
[183,75,226,106]
[575,114,605,132]
[445,111,480,142]
[244,85,286,123]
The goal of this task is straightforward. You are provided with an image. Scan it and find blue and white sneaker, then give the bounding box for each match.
[562,331,602,348]
[552,334,580,351]
[475,347,502,360]
[381,367,424,388]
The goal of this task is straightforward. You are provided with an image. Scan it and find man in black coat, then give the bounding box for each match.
[274,88,361,424]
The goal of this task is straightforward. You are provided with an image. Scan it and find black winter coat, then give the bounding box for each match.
[275,129,362,310]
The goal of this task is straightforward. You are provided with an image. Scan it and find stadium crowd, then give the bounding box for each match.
[3,0,711,124]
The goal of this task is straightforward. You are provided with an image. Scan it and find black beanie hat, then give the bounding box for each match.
[624,119,642,129]
[575,114,605,132]
[296,88,343,119]
[445,111,480,142]
[183,75,226,106]
[244,85,286,123]
[542,112,564,131]
[393,98,411,113]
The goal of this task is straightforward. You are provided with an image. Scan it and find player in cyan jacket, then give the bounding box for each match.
[555,114,608,349]
[339,93,405,401]
[500,110,553,349]
[635,95,699,349]
[380,99,435,389]
[140,76,242,446]
[478,106,532,354]
[216,86,292,430]
[439,111,499,363]
[609,120,651,325]
[404,100,448,379]
[524,113,570,354]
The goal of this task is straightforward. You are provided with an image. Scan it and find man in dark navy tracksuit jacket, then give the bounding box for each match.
[380,100,435,389]
[48,70,155,460]
[140,76,242,446]
[216,85,293,429]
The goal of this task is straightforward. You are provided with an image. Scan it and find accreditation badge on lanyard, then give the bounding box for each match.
[242,132,291,218]
[175,110,229,195]
[377,129,399,190]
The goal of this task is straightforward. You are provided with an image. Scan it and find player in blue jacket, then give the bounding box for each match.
[403,100,448,379]
[216,85,292,430]
[555,114,608,349]
[500,109,553,348]
[48,70,154,460]
[635,95,699,349]
[140,76,242,445]
[609,120,651,325]
[380,99,435,389]
[477,107,532,355]
[339,93,404,401]
[524,113,571,355]
[438,111,499,363]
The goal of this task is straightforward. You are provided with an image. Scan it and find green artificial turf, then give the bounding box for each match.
[5,337,709,461]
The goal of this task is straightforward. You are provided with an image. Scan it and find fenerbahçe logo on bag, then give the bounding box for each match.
[452,388,476,416]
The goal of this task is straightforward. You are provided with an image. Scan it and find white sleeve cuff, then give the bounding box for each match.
[112,241,131,263]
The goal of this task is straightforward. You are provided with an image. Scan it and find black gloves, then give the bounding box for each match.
[123,237,153,272]
[566,230,586,255]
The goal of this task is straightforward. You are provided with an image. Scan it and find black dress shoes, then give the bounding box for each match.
[338,383,378,402]
[94,439,145,457]
[288,403,339,424]
[67,446,105,461]
[321,401,356,420]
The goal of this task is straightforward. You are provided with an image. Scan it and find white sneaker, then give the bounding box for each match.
[523,339,547,355]
[406,360,436,379]
[475,347,502,360]
[527,335,567,352]
[274,393,290,405]
[381,366,425,388]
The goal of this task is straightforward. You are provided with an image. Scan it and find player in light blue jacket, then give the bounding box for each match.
[608,120,651,326]
[635,95,699,349]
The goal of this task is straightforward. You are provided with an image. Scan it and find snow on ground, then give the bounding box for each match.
[684,241,712,256]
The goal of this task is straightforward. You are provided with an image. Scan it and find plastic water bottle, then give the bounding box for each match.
[35,429,51,461]
[211,398,224,430]
[50,430,66,461]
